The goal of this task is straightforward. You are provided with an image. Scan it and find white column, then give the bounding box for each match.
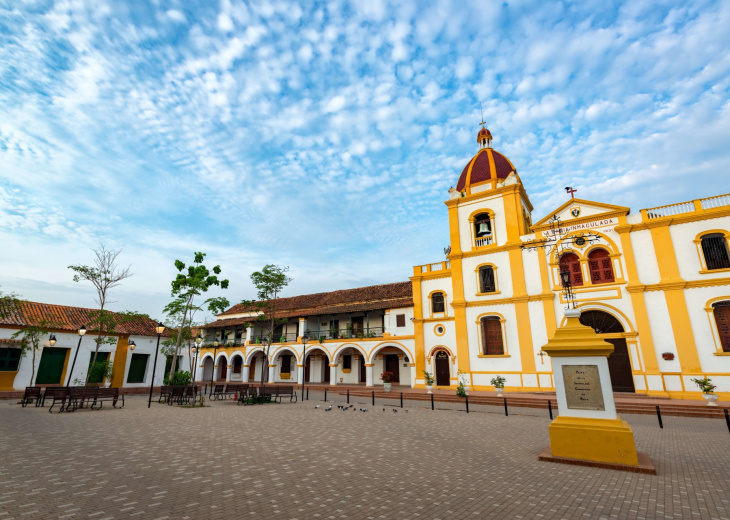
[383,310,390,335]
[245,327,253,344]
[298,317,306,338]
[196,364,205,383]
[410,364,417,388]
[329,364,337,385]
[226,365,233,382]
[242,365,250,383]
[268,364,276,383]
[297,364,304,384]
[365,364,374,387]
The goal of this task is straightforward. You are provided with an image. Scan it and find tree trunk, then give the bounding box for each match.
[30,346,37,387]
[169,298,192,380]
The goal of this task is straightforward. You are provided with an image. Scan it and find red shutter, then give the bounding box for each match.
[588,249,615,284]
[396,314,406,327]
[560,253,583,287]
[715,305,730,353]
[481,318,504,355]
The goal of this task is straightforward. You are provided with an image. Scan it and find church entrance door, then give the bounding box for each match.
[579,310,635,393]
[435,351,450,386]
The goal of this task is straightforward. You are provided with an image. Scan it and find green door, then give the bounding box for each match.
[87,352,110,384]
[36,347,68,384]
[127,354,149,383]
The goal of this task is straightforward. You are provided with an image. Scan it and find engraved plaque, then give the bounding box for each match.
[562,365,605,411]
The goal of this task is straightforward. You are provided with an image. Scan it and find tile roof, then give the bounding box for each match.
[0,300,166,337]
[206,281,413,327]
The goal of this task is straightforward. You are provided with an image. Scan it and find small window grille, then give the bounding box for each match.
[479,266,496,293]
[432,293,445,313]
[701,234,730,270]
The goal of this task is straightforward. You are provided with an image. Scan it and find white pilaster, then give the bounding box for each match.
[329,364,337,385]
[365,364,374,387]
[225,365,232,382]
[242,365,250,383]
[268,364,275,383]
[298,317,306,338]
[297,364,304,383]
[245,327,253,344]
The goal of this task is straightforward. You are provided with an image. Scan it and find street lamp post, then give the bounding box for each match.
[65,325,86,387]
[559,269,575,308]
[300,334,309,399]
[191,335,203,383]
[147,322,166,408]
[209,340,219,396]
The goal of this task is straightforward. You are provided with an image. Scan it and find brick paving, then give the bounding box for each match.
[1,393,729,519]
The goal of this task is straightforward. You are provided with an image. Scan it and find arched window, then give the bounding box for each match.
[432,292,445,313]
[588,249,615,284]
[713,301,730,353]
[559,252,583,287]
[479,266,496,293]
[701,233,730,270]
[233,355,243,374]
[480,316,504,355]
[474,213,493,246]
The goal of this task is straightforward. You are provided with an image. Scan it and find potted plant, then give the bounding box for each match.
[280,335,287,343]
[457,369,470,396]
[491,375,506,397]
[423,370,435,393]
[381,371,394,393]
[691,376,718,406]
[319,335,326,344]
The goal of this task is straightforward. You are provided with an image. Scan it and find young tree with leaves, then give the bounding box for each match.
[166,252,230,381]
[11,319,55,386]
[68,245,133,372]
[242,264,292,385]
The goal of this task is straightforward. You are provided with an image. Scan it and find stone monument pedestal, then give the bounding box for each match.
[541,309,655,473]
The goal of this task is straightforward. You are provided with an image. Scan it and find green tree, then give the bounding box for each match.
[68,245,133,371]
[242,265,292,384]
[0,288,21,320]
[165,252,229,381]
[11,319,55,386]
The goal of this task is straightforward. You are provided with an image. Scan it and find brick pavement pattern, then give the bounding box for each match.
[1,392,729,519]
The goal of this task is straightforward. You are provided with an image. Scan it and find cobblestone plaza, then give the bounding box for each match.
[1,393,729,520]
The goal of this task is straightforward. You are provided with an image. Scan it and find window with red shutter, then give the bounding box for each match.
[559,253,583,287]
[396,314,406,327]
[714,302,730,353]
[588,249,615,284]
[480,316,504,355]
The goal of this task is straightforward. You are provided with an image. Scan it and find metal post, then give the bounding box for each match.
[548,400,553,420]
[725,409,730,434]
[372,390,375,405]
[465,395,469,414]
[209,345,218,397]
[65,335,84,387]
[147,333,162,408]
[431,393,434,410]
[656,405,663,429]
[347,389,350,404]
[400,392,403,408]
[503,397,508,416]
[191,350,198,383]
[324,388,327,402]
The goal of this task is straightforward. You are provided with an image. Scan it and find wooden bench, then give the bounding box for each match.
[168,385,186,405]
[91,388,123,409]
[21,386,42,407]
[46,387,70,413]
[211,384,226,400]
[272,385,297,403]
[158,385,172,403]
[224,384,241,400]
[235,384,253,405]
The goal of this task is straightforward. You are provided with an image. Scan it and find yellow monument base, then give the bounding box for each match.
[548,416,639,465]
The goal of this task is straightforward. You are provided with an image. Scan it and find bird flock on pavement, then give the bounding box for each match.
[314,404,407,413]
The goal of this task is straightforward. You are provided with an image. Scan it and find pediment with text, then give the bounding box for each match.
[532,198,630,232]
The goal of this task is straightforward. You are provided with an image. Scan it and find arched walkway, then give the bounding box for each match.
[579,310,635,393]
[200,356,214,383]
[230,354,244,381]
[369,344,413,386]
[333,345,368,385]
[215,354,228,382]
[303,347,330,384]
[248,351,267,383]
[272,347,299,383]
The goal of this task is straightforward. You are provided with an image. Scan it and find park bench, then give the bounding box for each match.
[272,385,297,403]
[168,385,186,405]
[211,384,226,400]
[91,387,123,409]
[46,387,70,413]
[158,385,172,403]
[235,384,252,405]
[183,385,199,405]
[21,386,42,407]
[224,384,241,400]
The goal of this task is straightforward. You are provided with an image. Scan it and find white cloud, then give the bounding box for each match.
[166,9,186,24]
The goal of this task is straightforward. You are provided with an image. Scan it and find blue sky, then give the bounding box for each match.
[1,0,729,322]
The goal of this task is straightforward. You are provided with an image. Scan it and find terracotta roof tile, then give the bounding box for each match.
[0,300,166,336]
[206,281,413,327]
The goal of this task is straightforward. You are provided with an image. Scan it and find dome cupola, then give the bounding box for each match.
[455,127,517,192]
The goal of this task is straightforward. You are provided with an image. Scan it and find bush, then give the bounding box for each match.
[164,370,192,386]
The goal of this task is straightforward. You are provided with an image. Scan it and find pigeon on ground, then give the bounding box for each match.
[325,405,332,411]
[393,409,398,413]
[362,408,368,412]
[314,405,320,409]
[383,408,385,412]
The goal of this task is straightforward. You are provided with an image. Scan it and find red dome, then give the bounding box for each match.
[477,127,492,141]
[456,148,516,191]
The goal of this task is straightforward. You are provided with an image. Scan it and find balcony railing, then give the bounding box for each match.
[644,193,730,220]
[420,261,451,274]
[310,327,385,341]
[475,235,494,247]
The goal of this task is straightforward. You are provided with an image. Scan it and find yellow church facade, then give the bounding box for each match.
[410,127,730,400]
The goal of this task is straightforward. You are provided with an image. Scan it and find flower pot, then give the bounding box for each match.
[495,387,504,397]
[425,385,433,394]
[463,385,470,396]
[383,382,392,393]
[703,393,719,407]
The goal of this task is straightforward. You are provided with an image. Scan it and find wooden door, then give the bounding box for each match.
[351,317,364,337]
[323,356,330,383]
[359,355,366,383]
[435,351,450,386]
[219,362,227,381]
[36,347,67,385]
[384,354,400,383]
[249,358,256,382]
[305,355,311,382]
[605,338,635,393]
